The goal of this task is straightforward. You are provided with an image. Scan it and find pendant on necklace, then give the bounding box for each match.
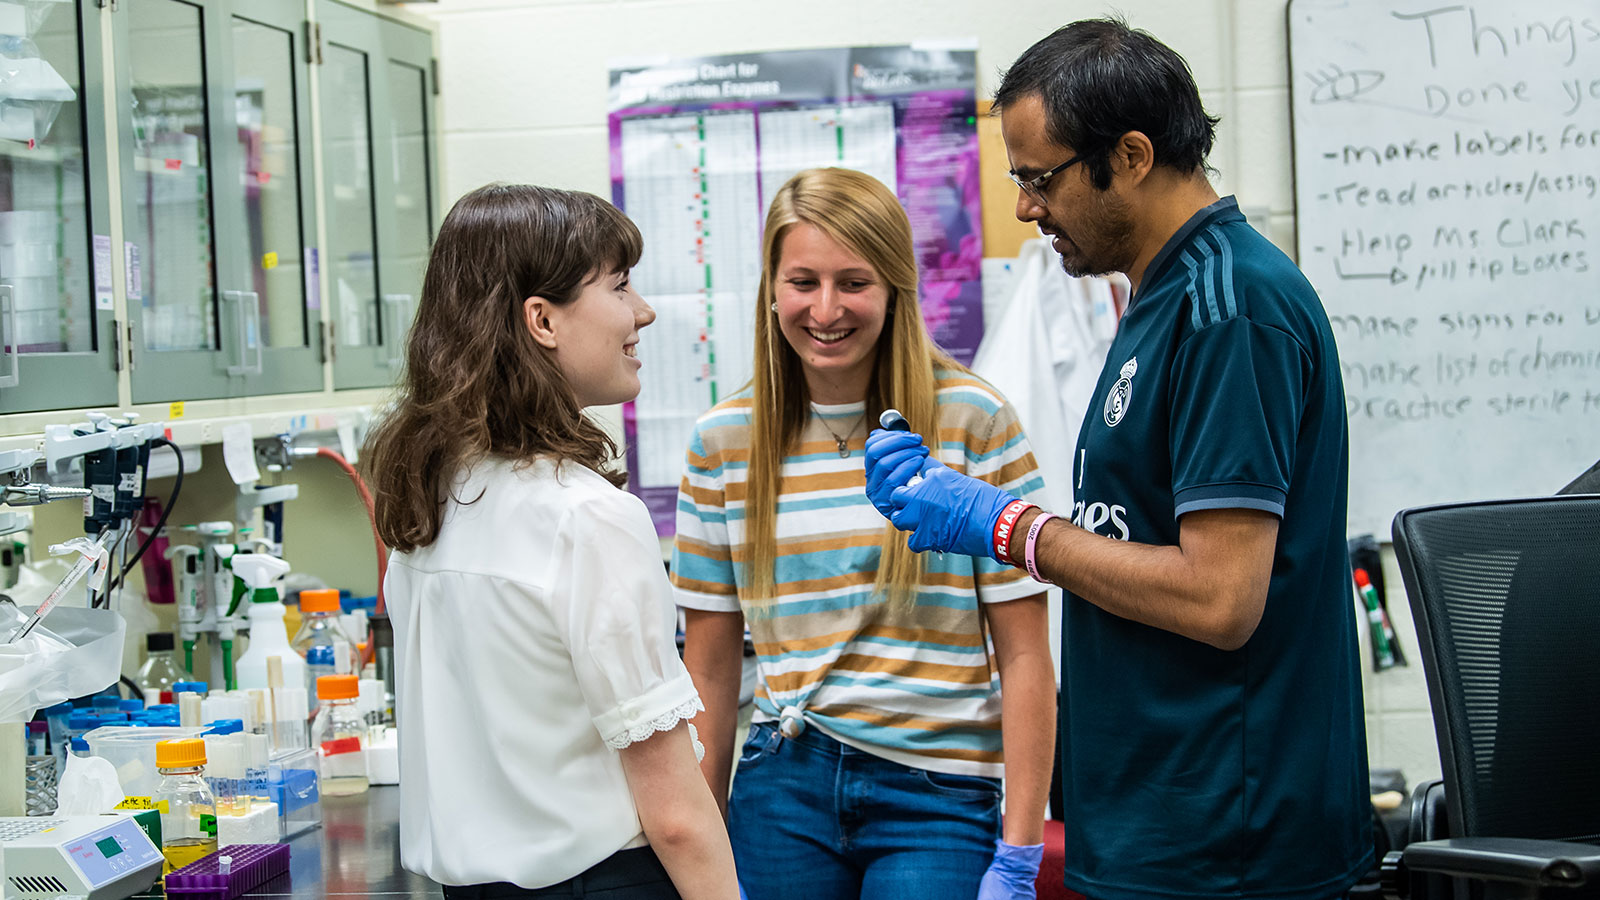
[836,439,850,458]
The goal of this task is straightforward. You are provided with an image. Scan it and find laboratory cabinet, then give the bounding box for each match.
[0,0,437,412]
[318,0,435,390]
[116,0,326,403]
[0,0,119,413]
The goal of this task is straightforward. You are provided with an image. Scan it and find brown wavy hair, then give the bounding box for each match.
[364,183,642,553]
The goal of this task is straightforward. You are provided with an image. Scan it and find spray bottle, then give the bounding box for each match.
[232,555,305,694]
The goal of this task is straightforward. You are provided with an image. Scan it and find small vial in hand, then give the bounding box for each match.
[877,409,923,487]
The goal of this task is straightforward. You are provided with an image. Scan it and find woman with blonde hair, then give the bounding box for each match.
[671,168,1056,899]
[368,183,740,900]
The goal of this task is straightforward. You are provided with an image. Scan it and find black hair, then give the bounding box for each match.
[994,17,1220,190]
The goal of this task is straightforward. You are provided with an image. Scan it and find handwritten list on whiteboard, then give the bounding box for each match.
[1289,0,1600,534]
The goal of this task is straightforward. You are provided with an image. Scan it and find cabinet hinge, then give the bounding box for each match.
[325,321,336,363]
[431,58,440,96]
[305,21,323,65]
[125,321,135,371]
[110,319,121,373]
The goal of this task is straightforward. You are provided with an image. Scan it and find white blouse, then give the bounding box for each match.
[386,456,702,888]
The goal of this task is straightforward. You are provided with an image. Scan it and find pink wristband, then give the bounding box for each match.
[1024,513,1058,583]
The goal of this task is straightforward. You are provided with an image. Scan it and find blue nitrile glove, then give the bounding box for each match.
[739,883,749,900]
[864,428,930,516]
[888,455,1019,558]
[976,839,1044,900]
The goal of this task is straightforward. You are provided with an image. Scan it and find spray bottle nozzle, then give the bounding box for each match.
[231,554,291,600]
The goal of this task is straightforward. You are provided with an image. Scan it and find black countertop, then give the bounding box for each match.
[278,786,441,898]
[137,786,443,898]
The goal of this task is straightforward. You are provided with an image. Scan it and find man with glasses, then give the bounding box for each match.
[864,17,1371,900]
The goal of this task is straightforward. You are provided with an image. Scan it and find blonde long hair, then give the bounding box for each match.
[745,168,966,610]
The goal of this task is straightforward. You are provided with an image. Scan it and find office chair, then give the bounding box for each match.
[1384,495,1600,899]
[1558,460,1600,494]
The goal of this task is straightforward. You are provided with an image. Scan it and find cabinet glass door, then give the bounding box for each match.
[379,55,431,376]
[0,0,117,412]
[118,0,234,402]
[223,1,320,395]
[320,0,435,390]
[320,20,381,387]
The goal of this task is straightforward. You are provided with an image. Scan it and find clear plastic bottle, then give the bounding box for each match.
[136,633,190,706]
[152,739,218,872]
[292,590,360,712]
[310,674,368,796]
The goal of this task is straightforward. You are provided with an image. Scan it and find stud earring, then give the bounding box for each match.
[770,302,777,312]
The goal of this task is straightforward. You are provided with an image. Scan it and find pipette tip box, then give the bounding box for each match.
[165,843,291,900]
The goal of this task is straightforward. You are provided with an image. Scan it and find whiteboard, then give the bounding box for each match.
[1289,0,1600,535]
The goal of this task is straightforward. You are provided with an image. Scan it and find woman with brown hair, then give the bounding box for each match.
[368,183,739,900]
[671,168,1056,899]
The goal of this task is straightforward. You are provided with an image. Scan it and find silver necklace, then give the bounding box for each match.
[820,412,867,458]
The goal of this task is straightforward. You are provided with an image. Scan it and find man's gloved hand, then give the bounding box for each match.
[864,428,930,516]
[976,839,1044,900]
[888,455,1019,559]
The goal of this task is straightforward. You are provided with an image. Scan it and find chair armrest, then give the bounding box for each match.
[1405,779,1447,845]
[1400,837,1600,889]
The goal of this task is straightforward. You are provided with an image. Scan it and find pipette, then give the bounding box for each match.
[5,535,111,644]
[875,409,925,488]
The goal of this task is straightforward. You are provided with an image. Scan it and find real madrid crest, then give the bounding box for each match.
[1103,357,1138,427]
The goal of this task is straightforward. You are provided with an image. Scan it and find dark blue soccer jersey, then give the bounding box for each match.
[1059,197,1372,900]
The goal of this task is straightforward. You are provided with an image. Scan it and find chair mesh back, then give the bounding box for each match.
[1393,495,1600,844]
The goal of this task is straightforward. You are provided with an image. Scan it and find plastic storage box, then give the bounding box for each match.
[84,725,203,798]
[267,747,321,838]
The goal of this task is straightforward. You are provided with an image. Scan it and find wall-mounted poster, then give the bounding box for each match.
[609,43,983,533]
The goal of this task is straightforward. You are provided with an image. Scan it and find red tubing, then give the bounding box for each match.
[315,447,387,618]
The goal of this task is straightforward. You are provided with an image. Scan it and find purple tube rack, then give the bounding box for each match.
[165,843,291,900]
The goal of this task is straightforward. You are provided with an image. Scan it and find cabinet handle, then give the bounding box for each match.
[243,291,264,375]
[223,290,251,376]
[0,285,19,389]
[382,293,413,371]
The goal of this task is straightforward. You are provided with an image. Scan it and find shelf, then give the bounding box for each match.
[0,390,388,464]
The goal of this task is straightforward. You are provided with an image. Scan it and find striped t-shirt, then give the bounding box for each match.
[671,370,1047,776]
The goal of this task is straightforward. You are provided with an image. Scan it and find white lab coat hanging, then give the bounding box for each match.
[973,238,1123,679]
[973,237,1121,517]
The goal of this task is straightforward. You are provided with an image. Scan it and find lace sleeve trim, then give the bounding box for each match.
[604,695,706,751]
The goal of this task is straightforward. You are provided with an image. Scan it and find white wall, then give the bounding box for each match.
[400,0,1443,789]
[406,0,1297,244]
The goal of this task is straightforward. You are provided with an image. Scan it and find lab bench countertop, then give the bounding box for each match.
[140,787,444,899]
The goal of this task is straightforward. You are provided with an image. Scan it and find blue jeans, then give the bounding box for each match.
[728,721,1001,900]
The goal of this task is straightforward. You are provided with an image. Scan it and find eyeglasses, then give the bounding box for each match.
[1008,153,1086,207]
